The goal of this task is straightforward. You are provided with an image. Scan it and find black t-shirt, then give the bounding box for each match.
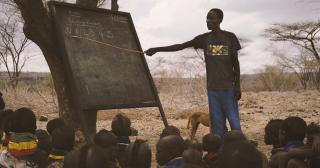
[192,31,241,90]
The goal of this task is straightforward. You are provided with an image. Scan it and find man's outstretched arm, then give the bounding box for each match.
[144,40,194,56]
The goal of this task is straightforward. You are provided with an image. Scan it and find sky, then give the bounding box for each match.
[4,0,319,74]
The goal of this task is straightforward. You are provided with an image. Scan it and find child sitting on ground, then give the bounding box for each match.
[201,133,221,168]
[156,135,186,168]
[94,129,119,168]
[218,141,262,168]
[0,111,13,152]
[264,119,284,168]
[111,114,131,168]
[0,108,47,168]
[185,139,203,156]
[160,125,181,139]
[47,118,65,137]
[0,92,5,110]
[277,116,307,168]
[124,139,152,168]
[182,148,202,167]
[47,125,75,168]
[36,129,53,157]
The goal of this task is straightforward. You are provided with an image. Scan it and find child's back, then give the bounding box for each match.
[124,139,152,168]
[201,133,221,168]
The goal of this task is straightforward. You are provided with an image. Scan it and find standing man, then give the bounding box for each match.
[145,8,242,147]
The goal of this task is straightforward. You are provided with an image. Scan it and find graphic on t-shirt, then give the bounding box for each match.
[207,45,228,55]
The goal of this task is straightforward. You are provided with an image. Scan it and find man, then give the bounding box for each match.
[145,8,242,148]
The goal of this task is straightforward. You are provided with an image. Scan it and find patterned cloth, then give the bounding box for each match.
[116,136,130,151]
[48,149,68,160]
[284,140,305,152]
[166,157,186,168]
[271,145,285,155]
[110,159,119,168]
[8,132,40,157]
[48,160,64,168]
[202,151,219,168]
[0,149,38,168]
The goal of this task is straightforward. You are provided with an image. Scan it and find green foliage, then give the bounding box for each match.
[40,72,54,89]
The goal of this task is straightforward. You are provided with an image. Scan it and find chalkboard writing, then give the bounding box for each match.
[49,2,160,110]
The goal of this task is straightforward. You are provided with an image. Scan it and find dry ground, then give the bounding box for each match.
[3,89,320,168]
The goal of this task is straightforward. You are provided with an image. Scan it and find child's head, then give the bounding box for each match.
[36,129,53,156]
[160,125,180,139]
[52,125,75,151]
[218,141,262,168]
[0,109,13,137]
[306,122,320,139]
[202,133,221,152]
[182,148,202,167]
[47,118,65,136]
[2,115,12,136]
[124,139,152,168]
[185,139,203,156]
[156,135,186,166]
[223,130,246,148]
[264,119,283,145]
[36,129,49,139]
[11,108,36,134]
[94,129,118,159]
[279,117,307,147]
[78,144,110,168]
[111,114,131,136]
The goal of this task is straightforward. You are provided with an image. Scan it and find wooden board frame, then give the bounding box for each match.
[48,2,168,143]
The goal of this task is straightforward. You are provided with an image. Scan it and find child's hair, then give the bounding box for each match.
[126,139,151,167]
[281,117,307,140]
[223,130,246,147]
[11,108,37,134]
[0,109,13,131]
[52,125,75,151]
[79,144,110,168]
[265,119,283,134]
[111,114,131,136]
[218,141,262,168]
[182,148,202,167]
[306,122,320,135]
[94,129,111,144]
[36,129,49,139]
[203,133,221,152]
[47,118,65,135]
[160,125,180,139]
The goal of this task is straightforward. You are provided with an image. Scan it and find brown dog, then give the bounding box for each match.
[187,112,211,139]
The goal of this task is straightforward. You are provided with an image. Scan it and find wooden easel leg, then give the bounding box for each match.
[78,109,92,143]
[158,105,168,127]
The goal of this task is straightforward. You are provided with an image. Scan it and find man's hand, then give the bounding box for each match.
[144,48,158,56]
[234,86,241,101]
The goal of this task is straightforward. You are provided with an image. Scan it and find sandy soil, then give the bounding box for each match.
[5,90,320,168]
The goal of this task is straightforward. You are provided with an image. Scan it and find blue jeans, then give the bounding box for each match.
[208,90,242,151]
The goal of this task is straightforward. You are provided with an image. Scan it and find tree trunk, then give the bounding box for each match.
[13,0,102,148]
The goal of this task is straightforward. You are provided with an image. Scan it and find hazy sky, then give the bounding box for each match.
[11,0,319,73]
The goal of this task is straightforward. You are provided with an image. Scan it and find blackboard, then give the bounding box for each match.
[48,2,161,111]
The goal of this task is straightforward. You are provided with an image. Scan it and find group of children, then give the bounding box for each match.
[0,107,319,168]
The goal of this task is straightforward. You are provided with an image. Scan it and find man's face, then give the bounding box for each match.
[206,11,221,30]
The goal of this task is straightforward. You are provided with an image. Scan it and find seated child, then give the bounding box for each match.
[0,92,5,110]
[222,130,246,148]
[160,126,181,139]
[0,109,13,151]
[47,125,75,168]
[47,118,65,136]
[218,141,262,168]
[201,133,221,168]
[185,139,203,156]
[94,129,119,168]
[277,117,307,168]
[182,148,202,167]
[111,114,131,168]
[36,129,53,157]
[0,108,47,168]
[156,135,186,168]
[124,139,152,168]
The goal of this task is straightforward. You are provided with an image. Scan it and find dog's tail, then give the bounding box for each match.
[187,115,191,129]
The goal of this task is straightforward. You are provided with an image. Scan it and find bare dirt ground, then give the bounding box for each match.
[3,90,320,168]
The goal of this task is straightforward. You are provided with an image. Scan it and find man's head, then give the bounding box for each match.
[223,130,246,148]
[47,118,65,136]
[185,139,203,156]
[202,133,221,152]
[206,8,223,30]
[160,126,180,139]
[78,144,110,168]
[182,148,202,167]
[218,141,262,168]
[94,129,118,159]
[279,117,307,147]
[111,114,131,136]
[52,125,75,151]
[264,119,283,145]
[124,139,152,168]
[11,108,37,134]
[156,135,186,166]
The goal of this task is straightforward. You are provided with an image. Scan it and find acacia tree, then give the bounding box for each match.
[9,0,118,147]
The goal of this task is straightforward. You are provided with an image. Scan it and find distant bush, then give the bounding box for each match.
[40,73,54,89]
